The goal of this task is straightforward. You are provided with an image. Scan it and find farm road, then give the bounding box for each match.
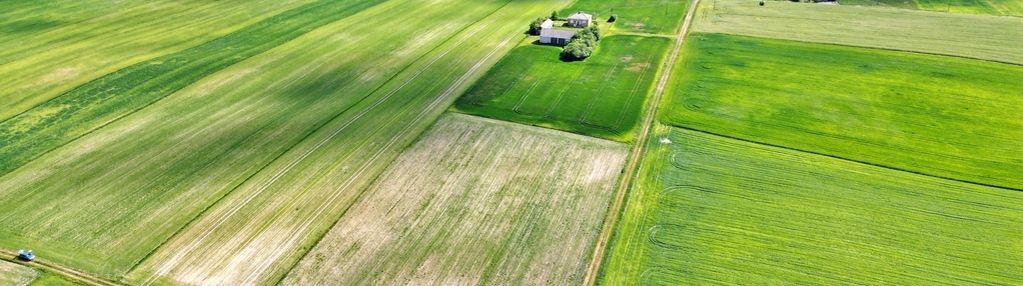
[0,249,120,286]
[581,0,702,284]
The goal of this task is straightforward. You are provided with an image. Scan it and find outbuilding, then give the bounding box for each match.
[566,12,593,27]
[539,28,576,46]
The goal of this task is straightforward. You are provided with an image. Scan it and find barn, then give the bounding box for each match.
[539,28,576,46]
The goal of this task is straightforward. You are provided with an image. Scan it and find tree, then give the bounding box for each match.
[608,14,618,22]
[528,17,546,35]
[584,26,601,41]
[561,41,592,61]
[551,10,560,20]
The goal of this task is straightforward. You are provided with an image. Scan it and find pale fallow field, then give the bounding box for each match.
[283,113,627,285]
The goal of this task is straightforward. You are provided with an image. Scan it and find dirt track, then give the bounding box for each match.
[0,250,120,286]
[580,0,702,284]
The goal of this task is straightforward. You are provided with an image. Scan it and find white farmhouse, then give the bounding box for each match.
[566,12,593,27]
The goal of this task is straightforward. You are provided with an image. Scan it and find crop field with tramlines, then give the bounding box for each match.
[600,126,1023,284]
[283,113,626,285]
[1,0,1020,284]
[455,36,670,141]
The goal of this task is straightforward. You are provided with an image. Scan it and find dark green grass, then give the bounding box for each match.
[454,35,671,142]
[0,0,384,177]
[662,33,1023,190]
[562,0,688,34]
[600,126,1023,284]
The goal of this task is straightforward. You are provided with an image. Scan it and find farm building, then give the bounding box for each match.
[540,28,576,46]
[541,18,554,29]
[567,12,593,27]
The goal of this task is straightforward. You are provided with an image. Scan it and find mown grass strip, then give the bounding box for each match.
[0,0,384,176]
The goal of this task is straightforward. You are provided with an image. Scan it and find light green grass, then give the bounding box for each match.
[454,35,671,142]
[0,261,37,286]
[123,1,573,285]
[694,0,1023,64]
[662,33,1023,190]
[600,126,1023,284]
[0,0,316,121]
[562,0,689,34]
[841,0,1023,16]
[283,113,627,285]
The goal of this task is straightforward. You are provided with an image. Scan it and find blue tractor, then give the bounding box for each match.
[17,249,34,261]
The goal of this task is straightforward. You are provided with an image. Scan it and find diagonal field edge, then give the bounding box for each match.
[126,1,516,284]
[672,125,1023,193]
[581,0,702,284]
[0,0,386,178]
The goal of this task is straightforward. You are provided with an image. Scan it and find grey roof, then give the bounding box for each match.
[567,12,592,20]
[540,28,577,39]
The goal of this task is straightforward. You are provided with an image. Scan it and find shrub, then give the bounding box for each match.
[561,41,592,61]
[608,14,618,22]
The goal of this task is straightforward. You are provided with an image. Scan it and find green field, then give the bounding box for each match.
[0,0,386,178]
[0,0,316,121]
[0,261,37,286]
[599,126,1023,284]
[694,0,1023,64]
[662,33,1023,190]
[283,113,627,285]
[563,0,689,34]
[455,36,671,141]
[841,0,1023,16]
[0,0,525,279]
[124,1,573,285]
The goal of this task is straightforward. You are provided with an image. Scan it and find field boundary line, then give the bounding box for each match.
[581,0,701,284]
[1,250,121,286]
[673,125,1023,192]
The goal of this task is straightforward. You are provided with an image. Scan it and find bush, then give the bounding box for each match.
[561,41,592,61]
[608,14,618,22]
[560,26,601,61]
[583,26,601,41]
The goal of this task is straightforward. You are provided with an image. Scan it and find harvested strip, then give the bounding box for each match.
[0,0,385,176]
